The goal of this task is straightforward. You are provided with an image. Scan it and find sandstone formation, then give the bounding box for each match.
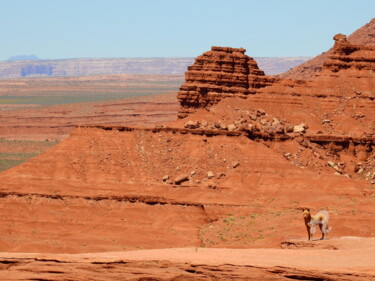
[278,18,375,80]
[0,19,374,280]
[177,46,275,118]
[174,23,375,183]
[324,33,375,73]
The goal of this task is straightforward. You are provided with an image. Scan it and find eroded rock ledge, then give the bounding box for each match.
[78,125,375,145]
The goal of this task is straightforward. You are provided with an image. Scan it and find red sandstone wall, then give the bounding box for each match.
[177,46,275,118]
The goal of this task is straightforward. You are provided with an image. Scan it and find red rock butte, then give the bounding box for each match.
[177,46,275,118]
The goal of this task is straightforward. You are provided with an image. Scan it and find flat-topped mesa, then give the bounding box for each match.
[177,46,274,118]
[322,33,375,73]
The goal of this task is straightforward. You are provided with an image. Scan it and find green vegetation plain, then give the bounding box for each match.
[0,75,182,171]
[0,139,60,172]
[0,79,182,107]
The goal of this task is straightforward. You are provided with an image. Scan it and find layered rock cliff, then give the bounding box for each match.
[278,18,375,80]
[174,29,374,183]
[323,33,375,73]
[177,46,275,118]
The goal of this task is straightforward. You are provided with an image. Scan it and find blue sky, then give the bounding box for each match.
[0,0,373,60]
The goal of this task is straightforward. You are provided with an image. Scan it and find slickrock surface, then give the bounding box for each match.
[1,237,374,280]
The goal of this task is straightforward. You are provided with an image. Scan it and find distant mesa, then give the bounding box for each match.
[20,64,54,77]
[0,56,311,79]
[7,54,40,61]
[7,55,50,77]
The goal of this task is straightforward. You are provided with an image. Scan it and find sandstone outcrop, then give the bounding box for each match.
[278,18,375,80]
[323,34,375,73]
[177,46,275,118]
[174,174,189,184]
[173,23,374,185]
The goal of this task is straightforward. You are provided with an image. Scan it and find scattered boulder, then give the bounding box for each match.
[184,120,200,129]
[353,113,365,119]
[207,171,214,179]
[174,174,189,184]
[162,175,169,182]
[293,123,307,133]
[272,118,281,126]
[219,122,227,130]
[327,161,341,173]
[313,151,321,158]
[216,172,226,179]
[248,111,257,121]
[285,125,294,133]
[253,124,261,132]
[238,118,247,124]
[259,117,269,126]
[247,124,255,132]
[257,109,266,116]
[227,124,237,131]
[270,122,284,134]
[237,123,248,131]
[232,161,240,168]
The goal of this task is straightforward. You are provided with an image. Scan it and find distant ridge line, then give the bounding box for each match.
[0,56,311,79]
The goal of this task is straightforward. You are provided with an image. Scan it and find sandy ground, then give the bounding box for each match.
[1,237,374,280]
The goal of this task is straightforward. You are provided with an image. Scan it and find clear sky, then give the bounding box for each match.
[0,0,374,60]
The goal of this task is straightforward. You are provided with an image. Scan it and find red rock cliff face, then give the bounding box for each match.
[278,18,375,80]
[323,34,375,73]
[177,46,274,118]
